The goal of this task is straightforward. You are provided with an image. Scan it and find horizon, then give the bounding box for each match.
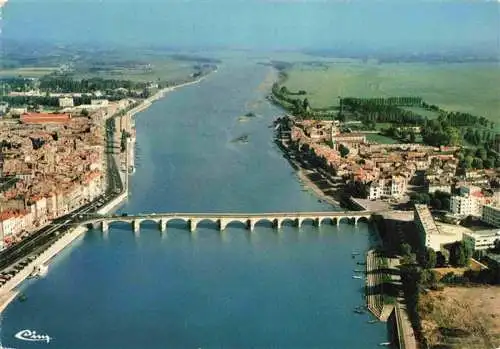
[2,0,499,56]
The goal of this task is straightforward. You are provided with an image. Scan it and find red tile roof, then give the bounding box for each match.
[20,112,71,124]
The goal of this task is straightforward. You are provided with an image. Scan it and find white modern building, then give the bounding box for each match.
[450,194,483,217]
[368,176,407,200]
[414,204,461,251]
[482,205,500,228]
[58,97,74,108]
[463,229,500,251]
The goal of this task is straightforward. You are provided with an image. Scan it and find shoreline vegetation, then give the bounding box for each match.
[0,69,215,314]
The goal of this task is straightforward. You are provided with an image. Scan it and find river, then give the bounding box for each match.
[0,63,388,348]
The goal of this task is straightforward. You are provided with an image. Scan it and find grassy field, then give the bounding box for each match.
[69,58,196,82]
[365,133,399,144]
[0,67,58,78]
[283,62,500,124]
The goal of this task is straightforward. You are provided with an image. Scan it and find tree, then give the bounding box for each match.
[302,98,310,112]
[421,269,438,287]
[409,130,416,143]
[425,248,437,269]
[430,197,442,210]
[494,239,500,253]
[464,155,474,169]
[401,242,412,257]
[476,148,487,161]
[472,157,483,169]
[339,144,350,158]
[484,157,495,169]
[449,241,471,267]
[81,108,89,117]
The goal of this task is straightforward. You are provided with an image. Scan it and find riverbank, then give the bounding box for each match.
[274,139,354,209]
[0,192,127,313]
[126,70,216,119]
[0,72,217,313]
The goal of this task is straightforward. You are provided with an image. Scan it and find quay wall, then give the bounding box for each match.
[0,183,127,313]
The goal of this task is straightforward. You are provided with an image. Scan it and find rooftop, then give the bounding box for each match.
[415,204,441,236]
[464,229,500,239]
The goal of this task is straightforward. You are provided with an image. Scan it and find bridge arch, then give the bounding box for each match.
[337,216,351,225]
[319,217,335,226]
[104,219,135,226]
[278,218,297,229]
[355,216,371,225]
[253,217,275,228]
[137,218,161,226]
[223,219,249,230]
[299,217,318,227]
[195,218,219,230]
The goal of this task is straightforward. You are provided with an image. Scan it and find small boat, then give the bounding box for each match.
[29,264,48,278]
[352,252,360,256]
[37,264,48,277]
[379,342,391,346]
[368,319,378,324]
[18,293,27,302]
[231,134,249,144]
[352,275,363,279]
[353,269,364,273]
[357,262,366,265]
[353,309,364,314]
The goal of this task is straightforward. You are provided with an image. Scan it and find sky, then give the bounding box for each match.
[1,0,499,53]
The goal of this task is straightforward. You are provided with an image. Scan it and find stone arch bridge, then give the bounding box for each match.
[79,211,376,233]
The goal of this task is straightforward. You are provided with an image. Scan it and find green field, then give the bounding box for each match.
[69,58,197,82]
[365,133,400,144]
[283,62,500,123]
[0,67,58,78]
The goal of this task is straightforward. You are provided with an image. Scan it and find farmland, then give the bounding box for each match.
[419,286,500,349]
[68,58,197,82]
[0,67,58,78]
[282,61,500,123]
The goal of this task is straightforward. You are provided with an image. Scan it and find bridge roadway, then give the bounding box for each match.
[79,211,377,233]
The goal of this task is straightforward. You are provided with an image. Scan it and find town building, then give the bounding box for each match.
[450,195,483,217]
[91,99,109,107]
[482,205,500,228]
[414,204,461,251]
[450,185,485,217]
[0,102,8,115]
[9,107,28,116]
[58,97,74,108]
[463,229,500,251]
[426,180,452,194]
[368,176,407,200]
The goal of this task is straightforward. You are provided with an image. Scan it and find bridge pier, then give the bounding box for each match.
[277,219,284,230]
[101,221,108,232]
[336,217,342,226]
[354,217,358,226]
[247,220,255,232]
[188,219,198,232]
[218,219,229,231]
[133,220,140,234]
[159,219,167,232]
